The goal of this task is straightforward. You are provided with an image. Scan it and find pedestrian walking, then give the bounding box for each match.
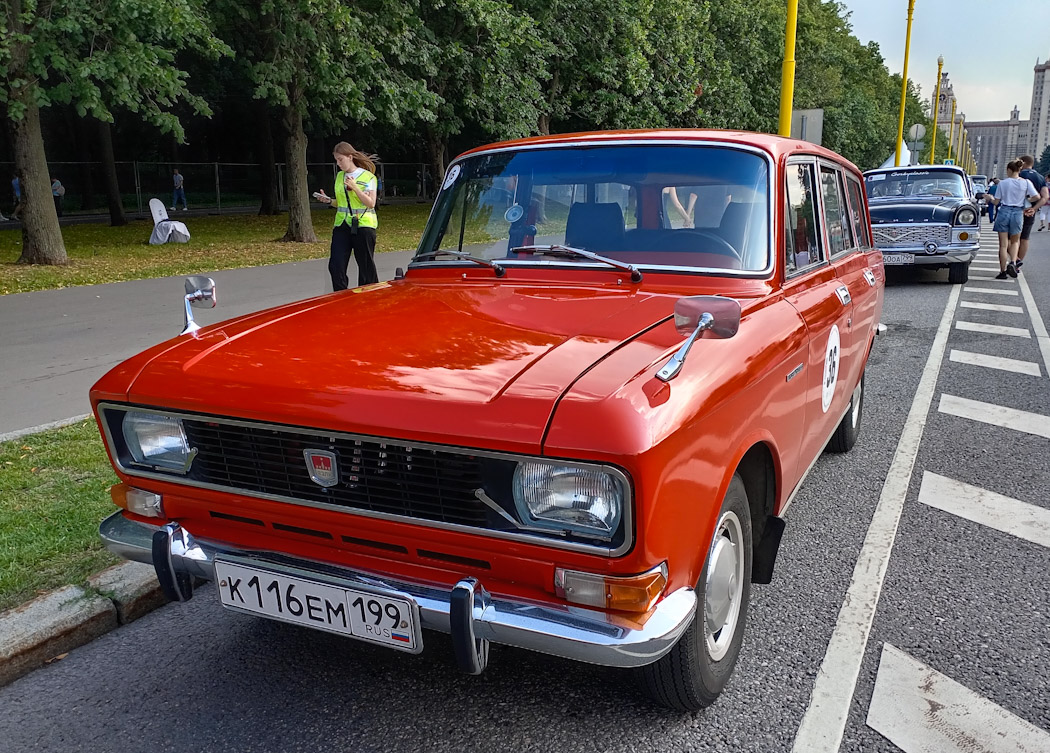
[1038,172,1050,230]
[171,168,188,211]
[1016,155,1048,271]
[50,177,64,217]
[11,175,22,220]
[986,178,999,224]
[315,142,379,291]
[986,159,1039,279]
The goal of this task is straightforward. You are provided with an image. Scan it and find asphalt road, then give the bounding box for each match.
[1,226,1048,752]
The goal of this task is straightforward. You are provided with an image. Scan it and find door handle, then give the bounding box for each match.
[863,269,876,287]
[835,285,851,305]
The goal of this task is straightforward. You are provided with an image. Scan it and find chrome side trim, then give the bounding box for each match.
[101,512,696,669]
[96,403,635,558]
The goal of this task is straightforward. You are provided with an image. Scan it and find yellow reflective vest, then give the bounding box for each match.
[333,169,378,229]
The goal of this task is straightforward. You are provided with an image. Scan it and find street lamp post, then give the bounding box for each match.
[929,56,944,164]
[956,116,966,165]
[778,0,800,137]
[947,98,956,162]
[895,0,918,166]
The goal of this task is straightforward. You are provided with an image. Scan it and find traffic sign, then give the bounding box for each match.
[943,159,955,165]
[907,124,927,141]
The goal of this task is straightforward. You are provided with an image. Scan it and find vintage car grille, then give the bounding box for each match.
[871,223,951,248]
[182,419,489,527]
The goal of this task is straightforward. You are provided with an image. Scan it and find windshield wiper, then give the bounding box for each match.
[510,244,643,283]
[414,250,505,277]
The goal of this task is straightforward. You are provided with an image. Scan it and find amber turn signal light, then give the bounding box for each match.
[554,563,668,612]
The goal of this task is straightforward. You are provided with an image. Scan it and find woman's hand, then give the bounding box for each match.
[316,189,333,205]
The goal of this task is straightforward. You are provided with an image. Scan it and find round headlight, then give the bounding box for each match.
[956,208,977,226]
[512,461,624,539]
[122,411,196,472]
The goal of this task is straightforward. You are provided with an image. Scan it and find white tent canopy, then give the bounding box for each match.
[878,141,912,169]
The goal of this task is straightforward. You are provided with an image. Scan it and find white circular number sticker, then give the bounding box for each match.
[504,204,524,223]
[821,325,840,413]
[442,164,461,190]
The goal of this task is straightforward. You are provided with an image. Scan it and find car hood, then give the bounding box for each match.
[122,280,686,453]
[867,197,971,224]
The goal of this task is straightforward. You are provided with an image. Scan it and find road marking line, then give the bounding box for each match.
[918,472,1050,550]
[948,349,1041,375]
[0,414,92,443]
[968,275,1014,282]
[867,643,1050,753]
[959,301,1024,313]
[963,286,1018,296]
[791,285,960,753]
[1017,272,1050,379]
[955,321,1031,338]
[939,393,1050,438]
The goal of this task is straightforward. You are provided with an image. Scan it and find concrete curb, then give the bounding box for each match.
[0,561,164,687]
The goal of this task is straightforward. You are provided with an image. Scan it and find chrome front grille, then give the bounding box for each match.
[872,223,951,248]
[181,419,490,527]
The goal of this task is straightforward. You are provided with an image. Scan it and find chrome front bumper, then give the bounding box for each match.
[100,511,696,671]
[881,242,979,265]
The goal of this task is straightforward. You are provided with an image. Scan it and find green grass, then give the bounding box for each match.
[0,419,121,612]
[0,204,434,295]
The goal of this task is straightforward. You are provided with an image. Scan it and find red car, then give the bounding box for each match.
[92,130,883,711]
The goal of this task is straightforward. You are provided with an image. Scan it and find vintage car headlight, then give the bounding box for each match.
[121,411,196,473]
[512,461,624,539]
[955,207,977,226]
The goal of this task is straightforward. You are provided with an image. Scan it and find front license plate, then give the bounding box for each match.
[215,560,421,652]
[882,252,915,265]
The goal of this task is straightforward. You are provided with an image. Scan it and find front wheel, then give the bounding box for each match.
[948,262,969,284]
[637,475,753,711]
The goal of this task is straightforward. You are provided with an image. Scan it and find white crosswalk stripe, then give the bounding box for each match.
[867,644,1050,753]
[918,472,1050,550]
[968,275,1014,282]
[955,321,1030,337]
[959,301,1024,313]
[963,286,1019,296]
[948,349,1041,375]
[939,393,1050,438]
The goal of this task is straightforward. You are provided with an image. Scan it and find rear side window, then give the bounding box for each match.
[784,162,823,275]
[844,175,871,247]
[820,166,855,256]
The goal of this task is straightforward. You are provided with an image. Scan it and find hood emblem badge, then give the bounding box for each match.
[304,450,339,487]
[924,241,939,254]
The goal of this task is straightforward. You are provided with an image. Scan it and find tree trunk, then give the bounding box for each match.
[96,119,127,226]
[12,100,66,264]
[257,101,280,215]
[280,105,317,242]
[425,127,446,199]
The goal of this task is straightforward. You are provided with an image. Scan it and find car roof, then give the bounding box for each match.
[455,129,862,174]
[864,164,967,177]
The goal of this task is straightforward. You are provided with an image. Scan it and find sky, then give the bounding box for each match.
[838,0,1050,123]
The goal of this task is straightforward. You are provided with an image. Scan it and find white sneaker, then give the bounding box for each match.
[170,206,176,211]
[182,207,188,211]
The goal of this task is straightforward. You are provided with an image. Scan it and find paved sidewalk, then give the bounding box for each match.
[0,248,416,438]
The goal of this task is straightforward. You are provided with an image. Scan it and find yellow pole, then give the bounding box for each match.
[947,98,956,161]
[895,0,917,166]
[778,0,800,136]
[929,56,943,164]
[956,116,965,164]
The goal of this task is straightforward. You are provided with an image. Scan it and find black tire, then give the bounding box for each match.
[827,370,864,453]
[948,262,969,284]
[637,475,753,711]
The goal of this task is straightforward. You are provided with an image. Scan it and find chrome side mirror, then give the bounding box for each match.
[658,295,741,381]
[181,275,217,335]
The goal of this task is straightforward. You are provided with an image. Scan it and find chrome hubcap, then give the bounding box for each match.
[850,379,863,428]
[705,510,744,661]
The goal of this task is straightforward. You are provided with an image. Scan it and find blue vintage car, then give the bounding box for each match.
[863,164,980,284]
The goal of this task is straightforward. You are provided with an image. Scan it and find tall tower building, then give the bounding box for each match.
[968,107,1028,177]
[1028,58,1050,160]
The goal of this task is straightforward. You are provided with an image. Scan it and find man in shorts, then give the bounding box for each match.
[1017,155,1048,271]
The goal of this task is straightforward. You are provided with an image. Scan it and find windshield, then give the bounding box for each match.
[865,169,968,199]
[970,175,988,190]
[415,144,771,273]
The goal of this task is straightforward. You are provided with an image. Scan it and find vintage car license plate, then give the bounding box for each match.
[882,252,915,265]
[214,560,421,652]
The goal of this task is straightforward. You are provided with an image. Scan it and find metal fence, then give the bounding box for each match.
[0,161,433,217]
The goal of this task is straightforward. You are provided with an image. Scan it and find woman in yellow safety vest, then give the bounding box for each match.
[316,142,379,290]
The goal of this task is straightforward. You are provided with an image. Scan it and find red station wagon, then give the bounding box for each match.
[91,130,884,711]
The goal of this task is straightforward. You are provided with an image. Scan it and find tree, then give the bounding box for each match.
[212,0,435,242]
[1036,144,1050,174]
[0,0,227,263]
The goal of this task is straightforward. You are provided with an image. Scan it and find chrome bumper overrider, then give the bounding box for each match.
[100,512,696,671]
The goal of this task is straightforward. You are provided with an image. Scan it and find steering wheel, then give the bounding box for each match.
[684,229,742,260]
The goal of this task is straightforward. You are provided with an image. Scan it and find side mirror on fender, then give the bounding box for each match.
[658,296,742,381]
[182,275,217,335]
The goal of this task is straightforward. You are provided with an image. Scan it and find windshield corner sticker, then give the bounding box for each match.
[504,204,524,223]
[442,164,461,190]
[822,325,840,413]
[867,174,886,181]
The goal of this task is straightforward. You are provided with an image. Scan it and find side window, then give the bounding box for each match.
[844,175,871,247]
[820,165,855,255]
[785,162,822,275]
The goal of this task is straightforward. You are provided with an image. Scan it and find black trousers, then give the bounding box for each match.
[328,222,378,291]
